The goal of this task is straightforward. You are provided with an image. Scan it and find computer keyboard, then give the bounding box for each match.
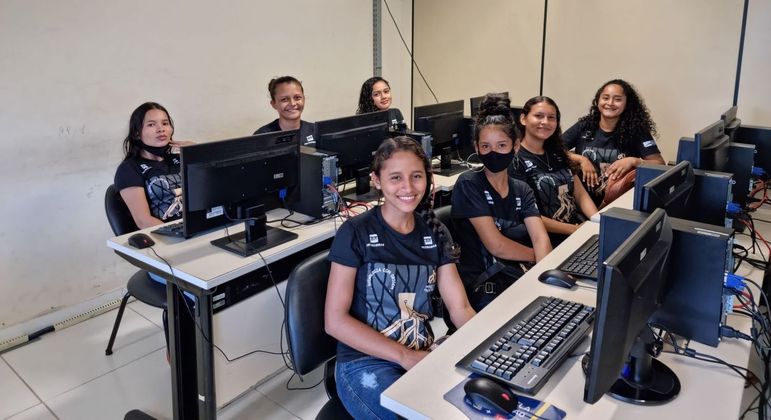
[152,221,185,237]
[557,234,599,280]
[457,296,595,395]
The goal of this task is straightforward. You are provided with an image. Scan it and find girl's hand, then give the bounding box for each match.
[580,156,599,187]
[605,157,640,181]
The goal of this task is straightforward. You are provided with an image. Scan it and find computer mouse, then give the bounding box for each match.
[538,269,576,289]
[128,233,155,249]
[463,377,518,416]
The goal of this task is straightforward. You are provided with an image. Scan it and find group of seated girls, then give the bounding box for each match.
[113,77,663,419]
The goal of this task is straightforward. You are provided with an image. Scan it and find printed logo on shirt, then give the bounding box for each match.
[171,157,180,165]
[643,140,656,148]
[515,197,522,211]
[421,235,437,250]
[367,233,384,248]
[483,190,494,205]
[524,159,535,172]
[367,266,396,290]
[139,163,152,175]
[305,134,315,145]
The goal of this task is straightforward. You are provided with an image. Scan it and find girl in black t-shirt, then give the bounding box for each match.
[356,76,406,130]
[511,96,598,243]
[114,102,192,229]
[452,94,551,311]
[254,76,316,146]
[563,79,665,204]
[325,137,474,419]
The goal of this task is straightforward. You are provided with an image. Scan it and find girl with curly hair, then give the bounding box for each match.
[356,76,406,130]
[563,79,665,205]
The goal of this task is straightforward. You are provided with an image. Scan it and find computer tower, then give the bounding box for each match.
[634,163,733,228]
[734,125,771,174]
[726,142,755,206]
[391,128,432,158]
[600,207,734,347]
[287,146,338,219]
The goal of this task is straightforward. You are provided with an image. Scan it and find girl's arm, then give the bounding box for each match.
[540,216,579,235]
[120,187,164,229]
[436,263,475,328]
[523,216,552,260]
[569,151,599,187]
[573,176,599,219]
[324,262,428,370]
[468,216,536,262]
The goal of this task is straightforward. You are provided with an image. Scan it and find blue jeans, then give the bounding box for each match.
[336,356,405,419]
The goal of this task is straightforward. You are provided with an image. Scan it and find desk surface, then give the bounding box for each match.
[381,193,755,420]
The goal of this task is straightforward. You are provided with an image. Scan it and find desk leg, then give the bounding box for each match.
[167,282,214,419]
[195,293,216,419]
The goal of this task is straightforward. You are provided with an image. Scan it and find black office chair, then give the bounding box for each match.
[104,184,169,356]
[433,205,459,334]
[285,251,353,420]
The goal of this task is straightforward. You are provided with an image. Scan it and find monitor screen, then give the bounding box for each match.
[584,208,680,405]
[414,100,464,172]
[314,111,390,197]
[633,161,694,219]
[181,130,301,256]
[470,92,510,117]
[694,120,730,171]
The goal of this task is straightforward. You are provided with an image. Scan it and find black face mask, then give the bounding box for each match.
[479,150,514,173]
[140,143,170,158]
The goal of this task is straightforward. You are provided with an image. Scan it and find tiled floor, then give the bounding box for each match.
[1,300,450,420]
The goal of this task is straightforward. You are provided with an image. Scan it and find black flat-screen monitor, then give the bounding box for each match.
[181,130,300,257]
[721,105,741,136]
[470,92,510,116]
[633,161,694,219]
[695,120,730,171]
[414,100,464,173]
[584,208,680,405]
[314,111,390,199]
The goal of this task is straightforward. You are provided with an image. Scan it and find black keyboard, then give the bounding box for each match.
[152,221,185,237]
[557,234,599,279]
[457,296,595,395]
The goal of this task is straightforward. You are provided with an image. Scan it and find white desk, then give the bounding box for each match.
[381,194,757,419]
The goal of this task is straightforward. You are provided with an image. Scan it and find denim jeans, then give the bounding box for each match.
[336,356,406,419]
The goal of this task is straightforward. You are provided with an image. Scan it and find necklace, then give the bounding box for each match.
[524,147,552,171]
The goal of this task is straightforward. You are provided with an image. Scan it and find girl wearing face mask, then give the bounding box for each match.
[115,102,193,229]
[356,76,406,130]
[511,96,598,246]
[255,76,316,146]
[451,94,551,311]
[563,79,664,205]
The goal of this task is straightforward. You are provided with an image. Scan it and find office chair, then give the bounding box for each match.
[104,184,169,356]
[285,250,353,420]
[433,205,459,334]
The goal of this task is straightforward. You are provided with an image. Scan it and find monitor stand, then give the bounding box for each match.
[582,328,680,405]
[211,204,298,257]
[344,167,381,202]
[433,147,470,177]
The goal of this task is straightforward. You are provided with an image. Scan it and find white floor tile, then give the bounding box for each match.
[46,349,171,420]
[5,404,57,420]
[218,388,301,420]
[128,300,166,329]
[3,307,166,401]
[0,358,40,419]
[256,366,329,420]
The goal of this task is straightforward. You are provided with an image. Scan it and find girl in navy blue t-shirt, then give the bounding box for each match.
[325,137,475,419]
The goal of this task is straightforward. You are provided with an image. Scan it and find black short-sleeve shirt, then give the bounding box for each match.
[114,155,182,222]
[254,119,316,146]
[328,207,454,363]
[451,170,541,285]
[563,122,660,173]
[510,148,582,224]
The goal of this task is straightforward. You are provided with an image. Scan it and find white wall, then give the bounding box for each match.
[380,0,414,124]
[736,0,771,125]
[0,0,387,328]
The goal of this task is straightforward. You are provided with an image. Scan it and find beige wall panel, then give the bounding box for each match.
[544,0,744,161]
[381,0,414,124]
[413,0,545,114]
[736,0,771,126]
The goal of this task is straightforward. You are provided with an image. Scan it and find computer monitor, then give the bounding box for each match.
[181,130,301,257]
[695,120,730,171]
[414,100,464,173]
[584,208,680,405]
[721,105,741,137]
[633,161,695,219]
[470,92,510,116]
[314,111,390,199]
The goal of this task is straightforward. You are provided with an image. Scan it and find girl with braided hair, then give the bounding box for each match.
[452,94,552,311]
[325,136,474,419]
[356,76,407,130]
[563,79,665,205]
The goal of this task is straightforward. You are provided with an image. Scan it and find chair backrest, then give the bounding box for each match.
[105,184,139,236]
[285,250,337,375]
[433,205,456,239]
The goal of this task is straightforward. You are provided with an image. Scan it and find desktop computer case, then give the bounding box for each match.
[391,129,432,158]
[287,146,338,219]
[600,208,734,347]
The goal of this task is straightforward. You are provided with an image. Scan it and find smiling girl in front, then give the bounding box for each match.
[511,96,598,246]
[325,137,475,419]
